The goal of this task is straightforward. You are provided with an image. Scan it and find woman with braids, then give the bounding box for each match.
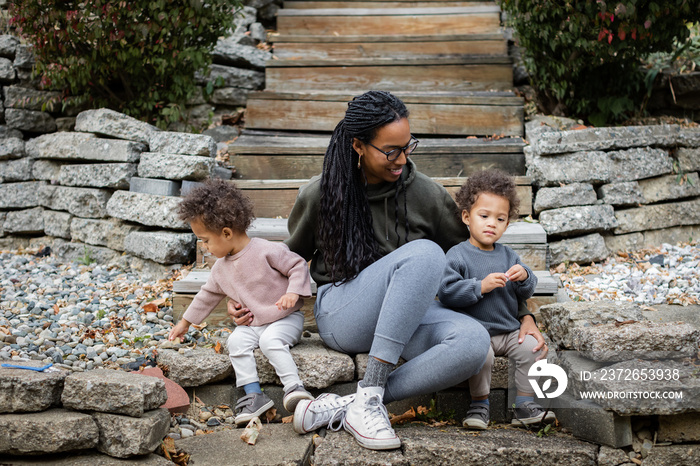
[229,90,545,450]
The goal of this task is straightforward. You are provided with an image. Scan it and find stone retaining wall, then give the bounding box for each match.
[0,108,225,278]
[526,117,700,265]
[0,362,170,458]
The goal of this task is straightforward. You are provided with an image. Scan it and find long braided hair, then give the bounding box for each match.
[318,90,409,284]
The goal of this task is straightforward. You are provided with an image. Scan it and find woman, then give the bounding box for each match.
[230,90,545,450]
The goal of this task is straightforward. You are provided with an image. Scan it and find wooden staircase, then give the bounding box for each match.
[173,0,558,324]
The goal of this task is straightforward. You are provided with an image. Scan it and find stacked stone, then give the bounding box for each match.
[0,3,269,137]
[539,301,700,454]
[526,117,700,265]
[0,363,170,459]
[0,108,228,275]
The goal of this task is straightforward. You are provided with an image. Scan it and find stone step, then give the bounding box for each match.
[265,56,513,93]
[244,90,524,136]
[229,133,525,179]
[225,176,532,217]
[270,33,507,59]
[277,6,502,37]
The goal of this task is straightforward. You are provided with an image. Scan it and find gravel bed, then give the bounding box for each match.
[0,248,230,370]
[556,242,700,305]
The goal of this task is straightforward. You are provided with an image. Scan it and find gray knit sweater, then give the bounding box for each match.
[438,241,537,336]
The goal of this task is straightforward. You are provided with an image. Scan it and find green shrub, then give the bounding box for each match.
[500,0,700,126]
[9,0,242,128]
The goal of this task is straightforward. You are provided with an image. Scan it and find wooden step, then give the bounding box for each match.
[265,56,513,93]
[277,6,502,36]
[271,33,507,59]
[244,91,524,136]
[229,133,525,179]
[284,1,494,9]
[228,177,532,218]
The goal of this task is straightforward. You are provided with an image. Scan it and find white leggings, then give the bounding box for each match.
[227,310,304,392]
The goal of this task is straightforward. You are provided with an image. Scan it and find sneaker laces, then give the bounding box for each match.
[352,393,394,435]
[311,395,354,431]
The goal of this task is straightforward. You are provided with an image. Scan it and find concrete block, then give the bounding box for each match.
[615,198,700,234]
[549,233,610,265]
[93,408,170,458]
[148,131,216,157]
[0,158,33,182]
[106,190,189,229]
[129,176,181,196]
[40,185,112,218]
[123,230,196,264]
[70,217,143,251]
[0,181,46,209]
[0,361,70,413]
[138,152,213,180]
[75,108,160,144]
[4,207,44,234]
[58,162,137,189]
[76,138,146,163]
[533,183,596,214]
[555,394,632,448]
[658,412,700,443]
[598,181,645,207]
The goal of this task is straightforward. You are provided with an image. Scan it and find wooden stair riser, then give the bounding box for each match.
[231,179,532,218]
[277,10,501,36]
[230,153,524,179]
[272,39,507,59]
[245,97,523,136]
[265,63,513,92]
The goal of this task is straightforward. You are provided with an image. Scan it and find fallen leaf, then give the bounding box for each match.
[214,341,223,354]
[282,415,293,424]
[241,417,262,445]
[53,304,59,314]
[390,407,416,425]
[265,408,277,423]
[150,297,167,307]
[416,406,429,415]
[142,303,158,313]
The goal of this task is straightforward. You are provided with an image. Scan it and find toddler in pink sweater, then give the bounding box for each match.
[168,180,313,425]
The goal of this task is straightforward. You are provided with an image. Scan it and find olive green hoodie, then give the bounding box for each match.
[285,159,468,287]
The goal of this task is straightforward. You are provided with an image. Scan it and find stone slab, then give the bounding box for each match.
[148,132,216,157]
[539,204,618,237]
[0,408,99,455]
[70,217,143,251]
[528,124,700,156]
[52,240,124,267]
[175,424,313,466]
[75,108,159,144]
[1,452,173,465]
[614,198,700,234]
[58,163,137,189]
[0,137,25,160]
[3,85,61,111]
[549,233,610,265]
[40,185,112,218]
[93,408,170,458]
[525,146,673,187]
[539,301,646,350]
[61,370,167,417]
[3,207,44,234]
[75,138,146,163]
[642,444,700,465]
[0,361,70,413]
[554,393,633,448]
[658,412,700,443]
[32,159,63,181]
[124,230,197,264]
[315,426,598,466]
[533,183,596,214]
[597,181,645,207]
[199,64,265,90]
[570,321,699,361]
[129,177,181,197]
[157,348,233,388]
[0,35,19,58]
[138,152,213,180]
[0,181,46,208]
[43,210,73,239]
[106,190,189,229]
[25,132,95,159]
[677,147,700,172]
[5,108,56,132]
[0,158,33,182]
[638,173,700,203]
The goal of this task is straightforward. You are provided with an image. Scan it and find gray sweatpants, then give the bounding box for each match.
[314,239,491,403]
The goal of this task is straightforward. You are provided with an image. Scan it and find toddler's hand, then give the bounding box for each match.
[276,292,299,310]
[481,273,508,294]
[505,264,528,282]
[168,319,190,342]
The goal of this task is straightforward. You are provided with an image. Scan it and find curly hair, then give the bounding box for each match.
[318,90,410,284]
[178,179,255,233]
[455,170,520,221]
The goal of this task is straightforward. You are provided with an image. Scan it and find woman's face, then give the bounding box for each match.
[353,117,411,185]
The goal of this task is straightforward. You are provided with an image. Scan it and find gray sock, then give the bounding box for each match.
[361,357,394,388]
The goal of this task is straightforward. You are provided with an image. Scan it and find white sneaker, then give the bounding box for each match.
[342,385,401,450]
[293,393,355,434]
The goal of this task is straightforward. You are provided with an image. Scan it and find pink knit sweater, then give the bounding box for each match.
[182,237,312,327]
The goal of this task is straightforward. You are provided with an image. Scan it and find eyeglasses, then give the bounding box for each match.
[367,136,419,161]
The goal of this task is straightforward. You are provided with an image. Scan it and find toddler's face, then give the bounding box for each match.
[190,218,234,259]
[462,192,510,251]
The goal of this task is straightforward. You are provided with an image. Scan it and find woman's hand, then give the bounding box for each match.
[227,300,253,326]
[518,314,548,361]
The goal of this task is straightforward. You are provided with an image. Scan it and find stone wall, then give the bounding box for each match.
[0,108,228,278]
[526,117,700,265]
[0,1,276,134]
